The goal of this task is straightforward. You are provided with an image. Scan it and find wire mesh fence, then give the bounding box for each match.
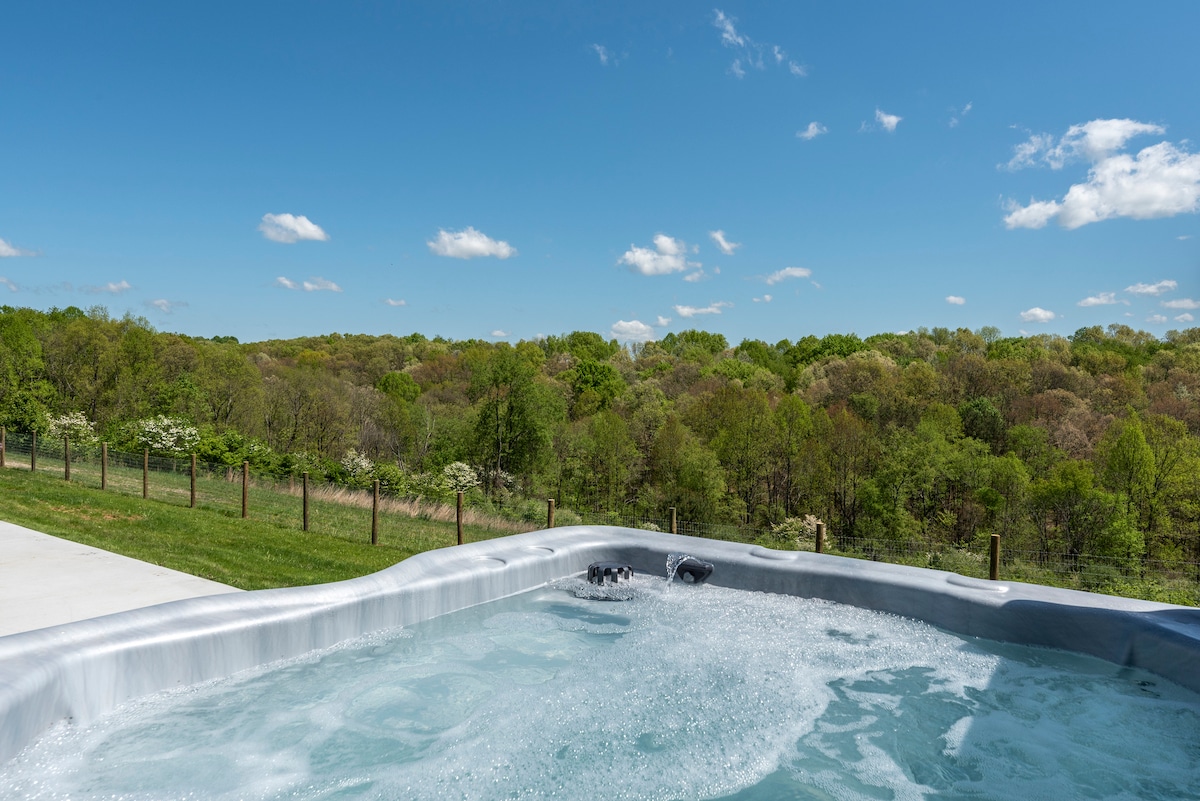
[1,429,1197,605]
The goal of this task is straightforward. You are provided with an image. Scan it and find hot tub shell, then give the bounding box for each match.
[2,526,1198,763]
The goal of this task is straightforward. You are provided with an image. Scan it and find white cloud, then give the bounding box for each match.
[1078,292,1118,307]
[946,295,966,305]
[709,229,741,255]
[592,44,611,65]
[491,330,508,338]
[713,9,805,79]
[1019,307,1056,323]
[611,319,656,343]
[1147,314,1168,324]
[765,266,812,285]
[259,213,329,244]
[1175,313,1195,323]
[753,294,773,303]
[875,108,901,133]
[84,280,132,295]
[1006,119,1166,171]
[713,9,745,47]
[684,270,706,283]
[655,315,672,327]
[619,234,695,275]
[1126,280,1177,296]
[949,102,973,128]
[148,299,187,314]
[1003,120,1200,230]
[1162,298,1200,310]
[796,122,828,141]
[674,301,732,318]
[1003,198,1062,229]
[0,277,17,292]
[1179,235,1193,240]
[427,227,516,259]
[385,298,407,307]
[303,277,342,292]
[0,237,32,258]
[276,276,299,290]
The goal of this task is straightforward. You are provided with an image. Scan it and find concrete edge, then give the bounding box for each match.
[1,526,1197,764]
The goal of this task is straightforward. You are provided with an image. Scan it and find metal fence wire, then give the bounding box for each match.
[1,430,1197,606]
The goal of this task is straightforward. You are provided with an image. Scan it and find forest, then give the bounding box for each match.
[2,304,1199,597]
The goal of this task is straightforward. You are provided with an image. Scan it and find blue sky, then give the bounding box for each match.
[2,1,1198,345]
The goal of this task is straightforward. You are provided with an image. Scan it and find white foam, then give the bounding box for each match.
[2,581,1198,800]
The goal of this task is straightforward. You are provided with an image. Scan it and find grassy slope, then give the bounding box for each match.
[0,467,504,590]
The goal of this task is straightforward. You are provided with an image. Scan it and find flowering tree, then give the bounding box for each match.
[47,412,97,445]
[340,448,375,488]
[442,461,480,494]
[134,415,200,456]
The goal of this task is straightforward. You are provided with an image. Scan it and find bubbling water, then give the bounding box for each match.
[2,578,1198,800]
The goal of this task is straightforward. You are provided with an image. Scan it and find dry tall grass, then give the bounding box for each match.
[279,482,538,535]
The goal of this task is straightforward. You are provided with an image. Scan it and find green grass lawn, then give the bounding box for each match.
[0,465,516,590]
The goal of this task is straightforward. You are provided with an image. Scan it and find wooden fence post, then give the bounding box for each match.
[989,534,1000,581]
[30,431,36,472]
[190,453,197,508]
[547,498,555,528]
[816,522,825,554]
[669,507,677,535]
[63,436,70,481]
[371,479,380,545]
[142,449,148,498]
[302,472,310,531]
[456,491,463,545]
[241,461,249,519]
[101,442,107,490]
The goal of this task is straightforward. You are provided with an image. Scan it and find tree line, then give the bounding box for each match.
[2,304,1199,590]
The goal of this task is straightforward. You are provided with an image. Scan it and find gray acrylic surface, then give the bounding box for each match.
[1,526,1198,765]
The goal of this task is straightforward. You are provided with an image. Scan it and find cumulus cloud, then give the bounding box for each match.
[276,276,341,292]
[84,280,132,294]
[875,108,902,133]
[619,234,696,275]
[1078,292,1119,307]
[1003,120,1200,230]
[592,44,612,65]
[0,277,17,292]
[655,315,672,327]
[611,319,656,343]
[0,237,32,258]
[796,122,828,141]
[753,294,773,303]
[1006,119,1166,171]
[491,330,508,338]
[684,270,707,283]
[1179,235,1193,240]
[1019,307,1056,323]
[1176,313,1195,323]
[384,298,407,307]
[303,277,342,292]
[258,213,329,244]
[1147,314,1168,324]
[428,227,516,259]
[949,102,973,128]
[709,229,741,255]
[765,266,812,285]
[1126,280,1177,296]
[946,295,966,305]
[674,301,732,318]
[147,299,187,314]
[1162,298,1200,310]
[712,9,805,79]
